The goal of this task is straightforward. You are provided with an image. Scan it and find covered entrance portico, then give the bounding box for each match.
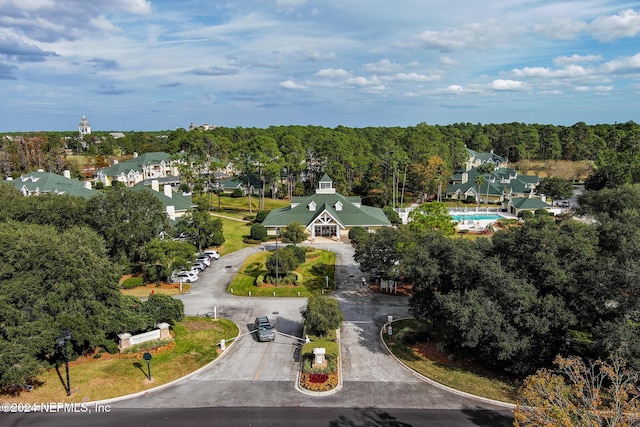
[309,211,344,239]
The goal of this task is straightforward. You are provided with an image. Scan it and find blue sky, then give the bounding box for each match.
[1,0,640,131]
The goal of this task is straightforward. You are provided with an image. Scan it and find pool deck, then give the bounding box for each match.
[449,208,518,231]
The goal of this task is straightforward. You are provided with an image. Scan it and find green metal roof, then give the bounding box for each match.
[130,182,196,212]
[510,197,552,210]
[13,171,96,199]
[263,192,390,228]
[96,152,172,177]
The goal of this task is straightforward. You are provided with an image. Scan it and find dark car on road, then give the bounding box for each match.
[254,316,275,342]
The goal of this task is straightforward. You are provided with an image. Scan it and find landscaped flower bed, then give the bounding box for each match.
[299,370,339,392]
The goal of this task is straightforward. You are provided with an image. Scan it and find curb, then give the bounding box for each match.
[84,320,242,407]
[380,317,516,410]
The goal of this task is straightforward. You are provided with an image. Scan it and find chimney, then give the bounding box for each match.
[166,206,175,221]
[84,181,92,190]
[113,159,118,165]
[151,180,159,192]
[164,184,173,198]
[63,170,71,179]
[133,152,138,158]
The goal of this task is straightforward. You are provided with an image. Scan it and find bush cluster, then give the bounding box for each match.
[121,276,144,289]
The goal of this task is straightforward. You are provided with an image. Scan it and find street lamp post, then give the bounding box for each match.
[143,352,153,380]
[56,331,72,396]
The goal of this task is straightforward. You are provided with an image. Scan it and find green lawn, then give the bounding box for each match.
[3,317,238,404]
[383,318,519,403]
[207,194,289,220]
[216,217,259,255]
[227,248,335,297]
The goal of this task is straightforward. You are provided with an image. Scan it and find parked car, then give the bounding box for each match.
[192,260,207,271]
[201,250,220,260]
[254,316,275,342]
[172,271,199,283]
[190,264,205,273]
[195,255,211,266]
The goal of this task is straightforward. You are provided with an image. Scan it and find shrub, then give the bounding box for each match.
[283,245,306,264]
[348,226,368,244]
[255,210,270,223]
[519,210,534,220]
[312,263,327,275]
[383,206,401,224]
[102,340,119,354]
[255,274,264,286]
[231,188,243,198]
[250,223,267,241]
[121,276,144,289]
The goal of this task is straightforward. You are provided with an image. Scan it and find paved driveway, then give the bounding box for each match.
[113,243,509,410]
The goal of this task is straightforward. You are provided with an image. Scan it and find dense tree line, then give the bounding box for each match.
[4,121,640,205]
[0,184,189,389]
[354,185,640,376]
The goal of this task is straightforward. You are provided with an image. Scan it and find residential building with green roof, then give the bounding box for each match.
[131,180,196,222]
[12,170,96,198]
[95,152,179,187]
[262,174,391,241]
[446,148,545,209]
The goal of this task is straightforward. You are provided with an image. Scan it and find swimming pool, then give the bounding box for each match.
[450,214,504,221]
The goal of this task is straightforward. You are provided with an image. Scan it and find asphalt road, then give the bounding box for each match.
[2,243,515,426]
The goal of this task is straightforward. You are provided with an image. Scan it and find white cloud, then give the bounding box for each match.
[588,9,640,41]
[409,20,522,51]
[291,49,335,62]
[0,0,151,42]
[385,72,441,83]
[600,53,640,74]
[439,56,459,67]
[315,68,350,78]
[362,59,400,73]
[512,65,590,79]
[280,79,306,90]
[534,18,588,40]
[536,9,640,42]
[490,79,526,90]
[346,76,380,87]
[554,54,602,66]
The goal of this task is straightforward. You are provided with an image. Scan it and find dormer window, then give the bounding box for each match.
[308,201,316,211]
[334,201,343,211]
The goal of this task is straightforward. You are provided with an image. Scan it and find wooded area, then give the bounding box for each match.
[354,184,640,377]
[3,121,640,204]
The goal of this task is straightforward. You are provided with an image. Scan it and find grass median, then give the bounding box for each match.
[3,317,238,404]
[227,248,335,297]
